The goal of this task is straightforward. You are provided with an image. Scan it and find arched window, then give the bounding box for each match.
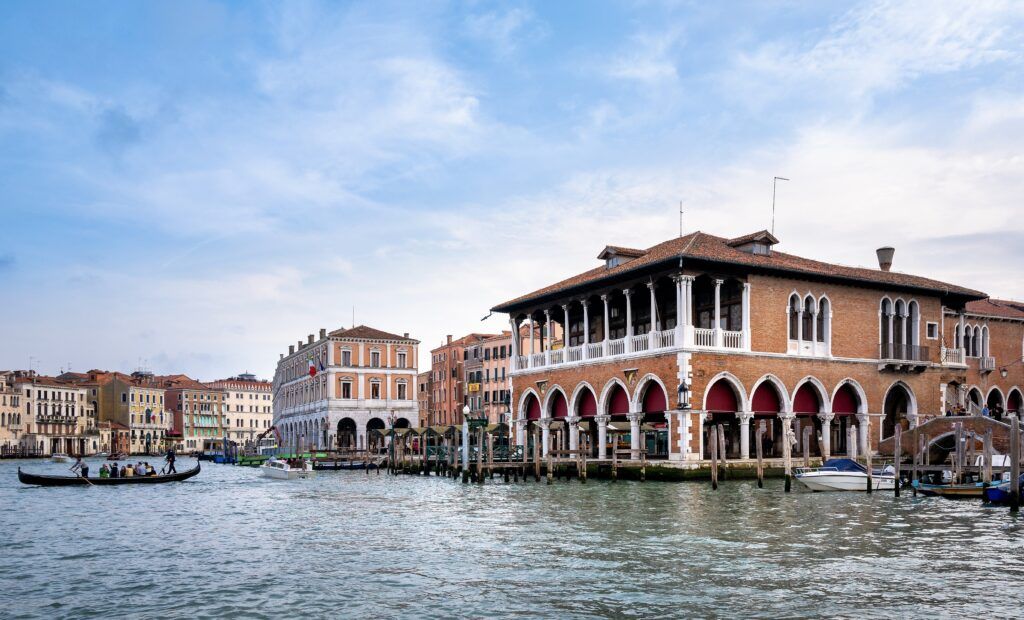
[964,324,973,357]
[788,294,800,340]
[802,296,814,341]
[908,301,920,348]
[880,298,892,349]
[816,298,829,343]
[972,325,982,357]
[981,325,989,358]
[894,299,906,348]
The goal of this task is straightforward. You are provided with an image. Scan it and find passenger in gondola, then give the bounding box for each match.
[99,464,110,478]
[109,462,119,478]
[145,463,156,476]
[123,464,134,477]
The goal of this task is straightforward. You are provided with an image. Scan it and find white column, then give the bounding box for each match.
[797,307,804,343]
[818,412,833,461]
[562,304,570,352]
[811,305,818,346]
[601,294,610,356]
[582,300,591,359]
[515,419,527,449]
[628,412,642,460]
[714,279,723,347]
[742,282,751,350]
[738,411,753,459]
[509,317,519,371]
[900,313,908,357]
[856,413,869,456]
[544,310,552,365]
[540,418,551,456]
[957,313,965,349]
[568,417,580,452]
[596,415,609,459]
[683,276,693,347]
[624,288,634,350]
[674,276,683,342]
[648,282,658,348]
[847,423,857,459]
[528,316,535,366]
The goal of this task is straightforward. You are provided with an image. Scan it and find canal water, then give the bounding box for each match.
[2,458,1022,619]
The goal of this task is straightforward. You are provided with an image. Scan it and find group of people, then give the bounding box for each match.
[69,449,178,479]
[945,403,1009,418]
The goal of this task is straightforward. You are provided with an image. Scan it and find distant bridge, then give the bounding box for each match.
[877,415,1011,462]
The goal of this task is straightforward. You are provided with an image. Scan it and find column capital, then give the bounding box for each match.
[855,412,869,423]
[626,412,643,423]
[594,415,610,425]
[816,411,835,423]
[515,419,528,429]
[544,309,551,318]
[622,288,632,297]
[566,416,582,425]
[561,303,570,311]
[539,417,553,426]
[646,281,656,290]
[714,278,724,286]
[679,274,695,283]
[600,293,609,302]
[736,411,754,423]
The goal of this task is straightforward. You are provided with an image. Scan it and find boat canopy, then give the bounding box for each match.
[823,458,867,473]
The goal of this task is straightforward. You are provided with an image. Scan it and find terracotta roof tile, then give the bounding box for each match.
[966,298,1024,319]
[493,231,986,311]
[328,325,418,343]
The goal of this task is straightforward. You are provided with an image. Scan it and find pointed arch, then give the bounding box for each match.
[632,373,670,412]
[791,376,830,414]
[985,386,1005,410]
[831,379,867,414]
[750,374,792,413]
[702,371,748,412]
[517,388,542,421]
[599,377,631,416]
[1007,387,1023,414]
[570,382,599,418]
[544,385,569,418]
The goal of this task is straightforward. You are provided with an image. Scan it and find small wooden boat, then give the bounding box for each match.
[106,452,127,461]
[18,464,200,487]
[983,475,1024,504]
[912,479,988,498]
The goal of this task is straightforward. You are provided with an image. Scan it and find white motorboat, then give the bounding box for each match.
[50,453,70,463]
[260,457,315,480]
[795,459,896,492]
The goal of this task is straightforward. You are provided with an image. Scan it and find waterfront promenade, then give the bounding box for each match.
[3,457,1022,619]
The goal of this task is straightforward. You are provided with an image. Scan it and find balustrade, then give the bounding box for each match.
[694,328,716,348]
[566,346,584,363]
[722,330,744,349]
[585,343,603,359]
[550,349,565,365]
[941,346,965,366]
[607,338,626,356]
[980,356,996,371]
[630,334,649,353]
[654,329,674,348]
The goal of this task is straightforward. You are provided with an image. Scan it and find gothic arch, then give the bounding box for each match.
[516,388,542,420]
[702,371,748,412]
[631,373,670,412]
[543,385,569,417]
[598,377,631,416]
[570,382,598,415]
[791,376,830,413]
[750,374,792,413]
[831,378,868,414]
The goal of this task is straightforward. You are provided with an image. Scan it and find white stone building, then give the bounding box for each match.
[272,326,419,451]
[206,373,274,451]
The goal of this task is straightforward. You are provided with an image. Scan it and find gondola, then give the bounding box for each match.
[18,464,200,487]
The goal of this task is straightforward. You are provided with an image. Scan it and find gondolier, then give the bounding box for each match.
[70,457,89,479]
[164,448,177,474]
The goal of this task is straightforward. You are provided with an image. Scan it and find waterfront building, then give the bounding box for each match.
[464,331,514,424]
[9,372,97,455]
[157,374,227,452]
[491,230,1004,462]
[60,370,172,455]
[0,372,25,455]
[272,326,419,450]
[205,373,274,451]
[417,370,431,426]
[946,298,1024,417]
[430,334,492,427]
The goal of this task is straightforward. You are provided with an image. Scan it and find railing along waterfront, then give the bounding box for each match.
[694,328,716,348]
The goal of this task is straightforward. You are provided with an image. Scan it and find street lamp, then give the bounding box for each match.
[676,380,691,411]
[462,404,470,423]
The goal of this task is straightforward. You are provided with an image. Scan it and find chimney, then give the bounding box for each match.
[319,328,327,339]
[297,340,303,350]
[403,332,409,339]
[447,334,452,344]
[876,246,895,272]
[280,353,284,359]
[308,334,314,345]
[288,345,295,355]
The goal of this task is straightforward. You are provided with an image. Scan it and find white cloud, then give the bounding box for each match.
[463,7,543,57]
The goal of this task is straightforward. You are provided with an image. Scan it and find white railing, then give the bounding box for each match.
[607,338,626,356]
[694,328,716,348]
[722,330,744,349]
[941,347,965,366]
[630,334,649,352]
[550,349,564,365]
[516,355,528,369]
[980,356,996,371]
[530,353,545,368]
[566,345,584,363]
[655,329,674,349]
[586,343,603,359]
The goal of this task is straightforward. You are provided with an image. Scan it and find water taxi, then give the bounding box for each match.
[260,457,315,480]
[795,458,896,491]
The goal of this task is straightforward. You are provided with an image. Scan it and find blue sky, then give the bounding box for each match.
[2,0,1023,380]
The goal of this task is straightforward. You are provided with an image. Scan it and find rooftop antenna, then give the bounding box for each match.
[352,305,355,327]
[678,200,684,238]
[771,176,789,235]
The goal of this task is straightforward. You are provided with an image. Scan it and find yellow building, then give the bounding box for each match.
[60,370,172,455]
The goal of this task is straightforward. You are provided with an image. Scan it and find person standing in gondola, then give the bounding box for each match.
[70,456,89,478]
[164,448,177,474]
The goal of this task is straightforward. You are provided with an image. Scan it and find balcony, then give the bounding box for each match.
[941,346,966,367]
[878,343,930,371]
[980,356,996,372]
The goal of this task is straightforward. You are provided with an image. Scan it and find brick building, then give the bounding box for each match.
[429,334,493,427]
[158,374,227,452]
[946,298,1024,418]
[491,230,1015,463]
[464,331,515,424]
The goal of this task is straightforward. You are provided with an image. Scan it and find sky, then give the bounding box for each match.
[1,0,1023,381]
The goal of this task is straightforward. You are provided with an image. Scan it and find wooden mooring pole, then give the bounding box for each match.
[755,420,765,489]
[783,417,792,493]
[716,424,726,482]
[802,426,811,469]
[533,429,541,482]
[893,425,901,498]
[1010,416,1020,513]
[983,429,993,485]
[865,437,873,494]
[709,425,719,491]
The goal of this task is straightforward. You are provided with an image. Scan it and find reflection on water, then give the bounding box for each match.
[2,458,1022,619]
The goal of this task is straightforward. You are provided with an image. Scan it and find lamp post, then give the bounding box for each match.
[677,380,691,411]
[461,404,471,470]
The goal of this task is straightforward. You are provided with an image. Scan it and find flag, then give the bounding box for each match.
[318,358,326,372]
[308,353,316,377]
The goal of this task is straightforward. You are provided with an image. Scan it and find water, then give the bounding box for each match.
[2,458,1023,619]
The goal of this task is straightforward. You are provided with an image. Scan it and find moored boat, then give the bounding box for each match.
[261,457,315,480]
[18,464,200,487]
[50,453,70,463]
[983,475,1023,504]
[912,480,987,498]
[795,459,896,492]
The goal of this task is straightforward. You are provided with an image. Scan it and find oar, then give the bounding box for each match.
[70,463,95,486]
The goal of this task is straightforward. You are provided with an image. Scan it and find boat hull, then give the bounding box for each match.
[913,481,986,498]
[50,454,70,463]
[796,471,896,492]
[260,462,315,480]
[18,465,200,487]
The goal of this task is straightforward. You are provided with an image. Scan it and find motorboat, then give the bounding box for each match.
[260,457,315,480]
[795,458,897,492]
[50,453,70,463]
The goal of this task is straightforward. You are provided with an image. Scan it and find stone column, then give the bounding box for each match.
[544,310,552,365]
[856,413,869,456]
[714,278,723,347]
[509,317,519,371]
[540,418,552,456]
[817,412,834,461]
[682,275,694,347]
[528,316,535,365]
[627,412,642,460]
[811,306,818,346]
[624,288,634,350]
[583,300,590,346]
[737,411,753,459]
[567,416,581,452]
[601,294,610,356]
[958,312,965,349]
[648,281,658,348]
[562,304,570,351]
[596,415,610,459]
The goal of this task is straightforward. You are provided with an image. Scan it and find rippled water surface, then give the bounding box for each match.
[2,457,1023,619]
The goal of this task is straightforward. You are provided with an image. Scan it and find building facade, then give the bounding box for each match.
[10,373,98,456]
[492,230,1004,463]
[158,374,227,452]
[417,370,431,426]
[429,334,491,427]
[0,372,25,455]
[206,373,274,451]
[273,325,419,451]
[61,370,173,455]
[945,298,1024,418]
[464,331,514,424]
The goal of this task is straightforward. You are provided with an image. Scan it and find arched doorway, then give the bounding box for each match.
[832,382,861,456]
[394,417,411,429]
[986,389,1005,419]
[606,383,630,456]
[367,418,385,452]
[704,379,740,459]
[1008,389,1023,417]
[751,380,785,458]
[883,383,914,437]
[792,382,823,457]
[548,390,568,451]
[575,387,598,458]
[523,393,541,455]
[337,418,357,449]
[967,387,983,414]
[639,381,669,459]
